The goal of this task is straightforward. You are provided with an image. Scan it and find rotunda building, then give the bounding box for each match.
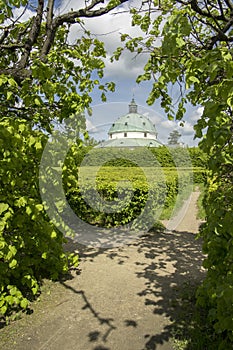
[96,99,162,148]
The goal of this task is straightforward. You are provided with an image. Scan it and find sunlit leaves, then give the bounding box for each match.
[0,118,78,318]
[0,19,114,130]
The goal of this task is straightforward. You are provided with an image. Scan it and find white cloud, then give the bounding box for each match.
[86,119,98,132]
[157,119,195,144]
[64,0,153,78]
[144,113,189,144]
[160,120,176,129]
[190,106,204,122]
[104,51,149,78]
[178,121,194,136]
[4,5,35,26]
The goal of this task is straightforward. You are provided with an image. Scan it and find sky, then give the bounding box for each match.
[15,0,204,146]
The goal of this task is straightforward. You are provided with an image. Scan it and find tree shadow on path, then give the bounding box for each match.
[63,229,206,350]
[131,230,206,349]
[0,230,208,350]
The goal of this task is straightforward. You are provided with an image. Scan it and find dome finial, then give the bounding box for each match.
[129,97,137,113]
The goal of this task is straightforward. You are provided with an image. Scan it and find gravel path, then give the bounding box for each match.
[163,191,204,233]
[0,192,205,350]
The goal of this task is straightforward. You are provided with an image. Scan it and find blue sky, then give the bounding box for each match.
[18,0,203,146]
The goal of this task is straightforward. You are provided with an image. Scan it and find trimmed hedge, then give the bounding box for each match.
[64,166,192,228]
[77,145,208,169]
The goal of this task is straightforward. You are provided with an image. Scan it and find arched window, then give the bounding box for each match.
[144,132,147,137]
[124,132,127,137]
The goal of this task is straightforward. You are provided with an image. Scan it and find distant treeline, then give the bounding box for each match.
[73,145,208,169]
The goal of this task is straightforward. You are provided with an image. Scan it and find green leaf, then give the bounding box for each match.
[34,97,41,106]
[0,203,9,215]
[15,197,27,207]
[51,231,57,238]
[8,77,17,87]
[7,91,13,100]
[176,37,185,47]
[20,298,28,309]
[9,287,18,296]
[9,259,17,269]
[32,287,38,295]
[35,204,43,211]
[101,93,107,102]
[42,252,47,259]
[35,141,43,150]
[0,305,7,314]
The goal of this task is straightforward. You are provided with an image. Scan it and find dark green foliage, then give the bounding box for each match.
[188,147,208,168]
[66,186,150,228]
[192,169,207,184]
[80,147,160,167]
[74,145,207,169]
[197,127,233,346]
[0,118,78,320]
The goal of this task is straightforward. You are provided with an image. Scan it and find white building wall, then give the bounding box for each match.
[109,131,157,140]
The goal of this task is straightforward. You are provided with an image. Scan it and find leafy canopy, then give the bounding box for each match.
[0,0,127,130]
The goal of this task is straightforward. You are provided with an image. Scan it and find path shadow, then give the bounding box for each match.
[0,230,208,350]
[132,230,206,349]
[62,229,206,350]
[59,282,116,344]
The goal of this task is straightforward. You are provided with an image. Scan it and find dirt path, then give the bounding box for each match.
[163,191,204,233]
[0,192,205,350]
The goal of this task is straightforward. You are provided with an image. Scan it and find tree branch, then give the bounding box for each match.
[223,0,233,11]
[189,0,228,21]
[39,0,55,61]
[40,0,128,59]
[217,0,226,20]
[46,0,55,30]
[16,0,44,70]
[54,0,128,24]
[208,15,233,48]
[1,43,24,49]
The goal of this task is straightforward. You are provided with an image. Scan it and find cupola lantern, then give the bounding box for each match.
[129,98,137,113]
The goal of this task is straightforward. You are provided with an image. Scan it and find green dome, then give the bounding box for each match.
[108,99,157,135]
